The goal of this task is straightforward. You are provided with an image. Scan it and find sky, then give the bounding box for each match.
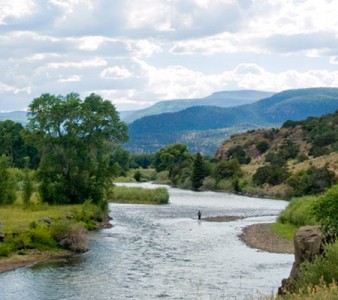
[1,0,338,112]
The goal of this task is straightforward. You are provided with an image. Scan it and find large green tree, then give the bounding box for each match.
[154,143,192,184]
[26,93,128,204]
[0,120,39,169]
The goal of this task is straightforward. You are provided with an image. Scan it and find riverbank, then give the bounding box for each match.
[0,250,72,273]
[203,215,294,254]
[239,223,294,254]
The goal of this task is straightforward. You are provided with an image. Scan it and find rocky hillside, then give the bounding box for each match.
[214,110,338,198]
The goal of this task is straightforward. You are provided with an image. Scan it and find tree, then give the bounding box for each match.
[25,93,128,204]
[0,120,39,169]
[154,143,192,184]
[0,155,16,205]
[214,159,243,185]
[191,153,205,191]
[253,165,288,186]
[110,146,130,175]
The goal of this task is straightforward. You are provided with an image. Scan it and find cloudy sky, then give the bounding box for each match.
[1,0,338,112]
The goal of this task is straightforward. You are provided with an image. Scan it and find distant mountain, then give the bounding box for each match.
[0,111,27,124]
[118,110,137,120]
[123,90,274,123]
[125,88,338,154]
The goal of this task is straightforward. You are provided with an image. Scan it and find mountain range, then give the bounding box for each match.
[125,87,338,154]
[123,90,274,123]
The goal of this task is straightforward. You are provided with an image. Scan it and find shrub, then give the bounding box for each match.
[29,224,56,249]
[294,241,338,292]
[51,221,88,253]
[277,196,317,227]
[312,184,338,236]
[288,166,336,197]
[0,243,13,257]
[253,165,288,186]
[201,176,216,190]
[0,156,16,205]
[79,199,107,229]
[256,141,269,154]
[133,170,142,182]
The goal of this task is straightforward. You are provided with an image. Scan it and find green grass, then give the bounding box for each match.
[269,222,298,240]
[0,202,81,233]
[111,186,169,204]
[0,193,107,257]
[277,196,318,227]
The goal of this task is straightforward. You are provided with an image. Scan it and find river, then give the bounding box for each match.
[0,183,293,300]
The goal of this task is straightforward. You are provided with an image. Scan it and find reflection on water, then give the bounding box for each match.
[0,183,293,300]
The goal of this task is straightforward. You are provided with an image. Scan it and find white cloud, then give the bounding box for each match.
[0,0,36,24]
[0,0,337,112]
[58,75,81,82]
[47,58,107,69]
[100,66,132,80]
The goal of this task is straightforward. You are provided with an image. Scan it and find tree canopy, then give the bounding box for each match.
[25,93,128,204]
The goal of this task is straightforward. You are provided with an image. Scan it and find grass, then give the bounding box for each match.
[261,281,338,299]
[0,192,107,258]
[269,222,298,240]
[111,186,169,204]
[0,203,81,233]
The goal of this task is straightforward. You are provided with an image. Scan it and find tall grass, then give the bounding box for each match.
[277,196,317,227]
[111,186,169,204]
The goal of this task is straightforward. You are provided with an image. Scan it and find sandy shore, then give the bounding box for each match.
[239,223,294,254]
[203,215,294,254]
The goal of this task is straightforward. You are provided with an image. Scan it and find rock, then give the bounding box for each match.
[278,225,324,295]
[38,217,53,224]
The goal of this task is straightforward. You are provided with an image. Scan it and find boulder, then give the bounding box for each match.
[278,225,324,295]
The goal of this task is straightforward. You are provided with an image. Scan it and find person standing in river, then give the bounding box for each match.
[197,210,202,220]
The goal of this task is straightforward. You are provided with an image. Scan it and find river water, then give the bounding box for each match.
[0,183,293,300]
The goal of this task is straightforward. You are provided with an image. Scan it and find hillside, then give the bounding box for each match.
[126,87,338,154]
[214,109,338,198]
[123,90,274,123]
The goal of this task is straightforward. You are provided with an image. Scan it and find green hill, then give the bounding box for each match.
[125,88,338,154]
[123,90,274,123]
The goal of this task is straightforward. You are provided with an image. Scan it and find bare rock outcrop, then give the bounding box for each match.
[278,225,324,295]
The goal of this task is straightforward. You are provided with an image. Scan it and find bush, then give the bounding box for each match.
[288,166,336,197]
[277,196,317,227]
[0,156,16,205]
[79,199,107,229]
[29,224,56,249]
[201,176,216,190]
[51,221,88,253]
[253,165,288,186]
[0,243,13,257]
[312,184,338,236]
[256,141,269,154]
[294,241,338,292]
